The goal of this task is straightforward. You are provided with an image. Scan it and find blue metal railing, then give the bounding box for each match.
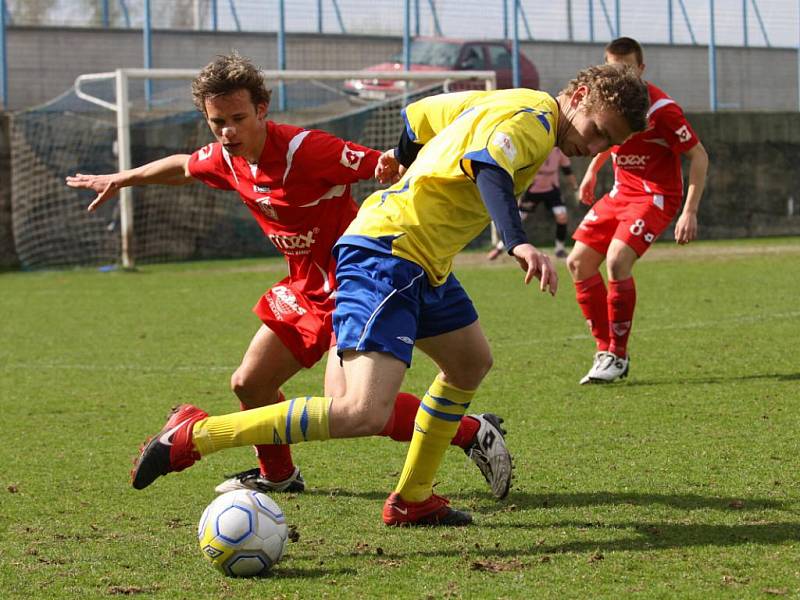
[0,0,6,108]
[0,0,797,114]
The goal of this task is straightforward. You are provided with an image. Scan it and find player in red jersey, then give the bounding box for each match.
[567,37,709,384]
[65,53,513,499]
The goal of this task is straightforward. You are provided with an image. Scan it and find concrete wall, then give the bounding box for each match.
[526,42,800,111]
[0,113,17,269]
[522,112,800,247]
[4,26,800,111]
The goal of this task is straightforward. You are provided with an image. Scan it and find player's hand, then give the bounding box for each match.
[511,243,558,296]
[674,211,698,245]
[374,149,405,184]
[578,174,596,206]
[65,173,123,212]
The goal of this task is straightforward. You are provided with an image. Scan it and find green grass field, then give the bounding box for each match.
[2,238,800,599]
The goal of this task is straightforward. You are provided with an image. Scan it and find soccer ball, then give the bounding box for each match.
[197,490,289,577]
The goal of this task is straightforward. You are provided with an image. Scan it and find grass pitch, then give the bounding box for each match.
[2,238,799,599]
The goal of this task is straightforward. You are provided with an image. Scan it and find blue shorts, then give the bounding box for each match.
[333,245,478,366]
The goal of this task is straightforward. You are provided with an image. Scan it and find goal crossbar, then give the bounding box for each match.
[73,68,497,268]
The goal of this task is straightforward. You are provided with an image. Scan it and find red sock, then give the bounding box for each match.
[607,277,636,358]
[575,273,610,351]
[380,392,479,449]
[245,391,295,483]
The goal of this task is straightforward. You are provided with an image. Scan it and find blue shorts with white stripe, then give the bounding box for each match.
[332,244,478,366]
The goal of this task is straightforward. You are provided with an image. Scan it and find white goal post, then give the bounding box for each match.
[73,68,497,269]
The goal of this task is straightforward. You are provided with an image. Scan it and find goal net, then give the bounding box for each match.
[10,69,495,269]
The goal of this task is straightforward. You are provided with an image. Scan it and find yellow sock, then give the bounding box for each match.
[192,396,331,456]
[394,375,475,502]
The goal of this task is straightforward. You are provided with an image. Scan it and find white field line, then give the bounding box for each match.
[3,309,798,371]
[0,362,237,373]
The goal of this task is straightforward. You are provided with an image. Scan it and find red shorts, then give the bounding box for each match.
[572,191,681,256]
[252,276,336,369]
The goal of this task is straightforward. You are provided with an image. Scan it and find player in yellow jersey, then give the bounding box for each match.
[131,64,649,527]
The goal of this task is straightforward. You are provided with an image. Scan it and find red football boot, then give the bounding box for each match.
[382,492,472,527]
[131,404,208,490]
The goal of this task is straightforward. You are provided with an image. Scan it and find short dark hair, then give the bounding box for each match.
[191,52,272,115]
[560,63,650,134]
[605,37,644,65]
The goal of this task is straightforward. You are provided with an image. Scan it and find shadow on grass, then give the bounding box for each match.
[299,489,792,512]
[497,490,791,512]
[272,566,358,579]
[622,371,800,387]
[463,519,800,556]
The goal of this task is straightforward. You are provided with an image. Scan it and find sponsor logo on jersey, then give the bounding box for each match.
[253,184,271,193]
[492,132,517,162]
[267,228,318,254]
[198,144,214,160]
[256,197,278,220]
[616,154,648,168]
[675,125,693,143]
[267,285,308,318]
[340,145,365,170]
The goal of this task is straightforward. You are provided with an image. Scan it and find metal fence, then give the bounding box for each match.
[2,0,799,46]
[2,0,800,110]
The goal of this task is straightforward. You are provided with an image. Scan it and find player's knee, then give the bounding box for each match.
[230,368,249,399]
[606,261,631,281]
[338,393,393,435]
[230,367,272,407]
[565,252,582,279]
[552,207,568,224]
[605,251,634,280]
[443,350,493,390]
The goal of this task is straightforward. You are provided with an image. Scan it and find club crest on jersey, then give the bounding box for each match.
[492,132,517,162]
[198,144,214,160]
[675,125,693,143]
[255,197,278,220]
[340,145,365,170]
[267,285,307,319]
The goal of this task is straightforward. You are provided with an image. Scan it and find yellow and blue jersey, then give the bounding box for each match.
[338,88,558,286]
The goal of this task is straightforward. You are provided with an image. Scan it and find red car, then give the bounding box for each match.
[344,37,540,99]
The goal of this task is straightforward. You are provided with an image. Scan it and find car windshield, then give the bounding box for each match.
[389,40,461,67]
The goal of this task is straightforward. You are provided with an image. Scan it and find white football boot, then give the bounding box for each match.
[587,352,630,384]
[215,466,305,494]
[464,413,514,500]
[579,351,611,385]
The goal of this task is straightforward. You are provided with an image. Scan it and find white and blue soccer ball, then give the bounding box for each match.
[197,490,289,577]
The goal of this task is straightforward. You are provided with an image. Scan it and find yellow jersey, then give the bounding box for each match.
[340,88,558,286]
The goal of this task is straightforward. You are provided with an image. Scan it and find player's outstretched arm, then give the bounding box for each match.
[511,243,558,296]
[65,154,194,212]
[578,149,611,206]
[674,142,708,245]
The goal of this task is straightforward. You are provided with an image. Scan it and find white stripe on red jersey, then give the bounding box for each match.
[611,82,700,202]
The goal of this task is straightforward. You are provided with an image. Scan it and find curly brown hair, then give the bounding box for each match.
[560,64,650,133]
[191,53,272,114]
